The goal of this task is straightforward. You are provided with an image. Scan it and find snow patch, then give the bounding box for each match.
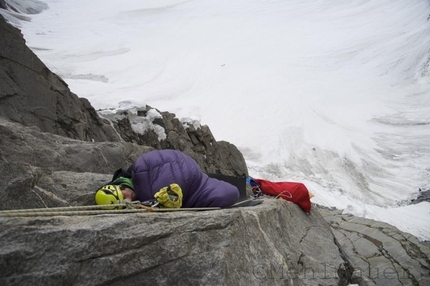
[99,101,166,141]
[181,117,201,130]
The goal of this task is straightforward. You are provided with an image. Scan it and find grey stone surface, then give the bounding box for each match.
[0,199,354,286]
[319,207,430,286]
[0,113,247,210]
[100,107,248,177]
[0,117,151,210]
[0,15,121,143]
[410,190,430,205]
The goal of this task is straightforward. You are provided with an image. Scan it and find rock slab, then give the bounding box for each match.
[0,199,354,286]
[320,207,430,286]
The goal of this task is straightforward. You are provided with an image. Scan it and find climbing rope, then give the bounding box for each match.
[275,190,293,200]
[0,201,220,217]
[0,208,147,217]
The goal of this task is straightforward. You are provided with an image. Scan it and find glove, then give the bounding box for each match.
[154,184,183,208]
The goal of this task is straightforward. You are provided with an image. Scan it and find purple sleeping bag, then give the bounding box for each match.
[131,149,239,207]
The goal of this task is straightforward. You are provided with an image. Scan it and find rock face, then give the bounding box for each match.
[0,114,246,210]
[0,14,120,143]
[0,116,153,210]
[320,207,430,286]
[0,199,355,286]
[99,107,248,176]
[410,190,430,205]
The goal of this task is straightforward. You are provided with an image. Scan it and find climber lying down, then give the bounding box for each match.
[95,149,240,209]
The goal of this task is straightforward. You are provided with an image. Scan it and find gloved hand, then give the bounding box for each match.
[154,184,183,208]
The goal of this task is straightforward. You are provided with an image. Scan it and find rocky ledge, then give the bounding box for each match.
[320,207,430,286]
[0,199,353,286]
[1,199,428,286]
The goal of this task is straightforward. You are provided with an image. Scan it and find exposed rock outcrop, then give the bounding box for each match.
[0,117,152,210]
[0,199,355,286]
[320,207,430,286]
[99,107,248,176]
[0,14,120,143]
[0,114,246,210]
[410,189,430,205]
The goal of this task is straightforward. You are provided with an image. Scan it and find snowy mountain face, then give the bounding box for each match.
[1,0,429,241]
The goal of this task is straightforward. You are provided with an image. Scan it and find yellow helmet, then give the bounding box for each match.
[95,184,125,210]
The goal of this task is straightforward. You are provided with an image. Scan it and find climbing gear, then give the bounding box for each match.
[141,199,160,208]
[246,177,264,198]
[0,201,221,217]
[95,184,125,210]
[228,198,264,208]
[251,186,264,198]
[275,190,293,200]
[154,184,183,208]
[0,201,141,217]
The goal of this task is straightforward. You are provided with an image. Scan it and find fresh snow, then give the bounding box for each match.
[3,0,430,241]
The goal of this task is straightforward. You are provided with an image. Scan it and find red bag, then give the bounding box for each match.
[254,179,312,213]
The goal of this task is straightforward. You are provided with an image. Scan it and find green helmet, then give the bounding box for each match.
[95,184,125,210]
